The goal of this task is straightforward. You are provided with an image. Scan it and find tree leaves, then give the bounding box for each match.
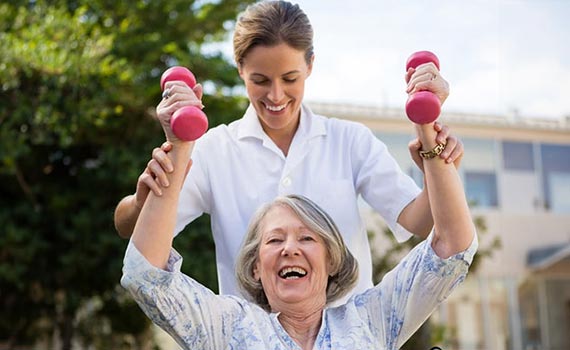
[0,0,254,347]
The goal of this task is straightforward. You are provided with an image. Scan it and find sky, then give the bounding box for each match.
[219,0,570,120]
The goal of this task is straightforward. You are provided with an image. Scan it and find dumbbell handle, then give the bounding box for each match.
[405,51,441,124]
[160,66,208,141]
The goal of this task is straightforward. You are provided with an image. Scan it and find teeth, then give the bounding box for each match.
[279,267,307,278]
[265,103,287,112]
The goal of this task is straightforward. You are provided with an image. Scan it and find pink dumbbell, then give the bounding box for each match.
[405,51,441,124]
[160,66,208,141]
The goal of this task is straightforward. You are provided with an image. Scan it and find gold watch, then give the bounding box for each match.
[419,142,446,160]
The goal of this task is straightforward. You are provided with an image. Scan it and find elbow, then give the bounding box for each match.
[432,225,477,259]
[116,226,133,240]
[120,270,136,295]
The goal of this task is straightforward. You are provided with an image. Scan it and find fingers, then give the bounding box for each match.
[161,81,204,108]
[147,145,175,189]
[152,146,174,173]
[406,62,438,93]
[405,68,413,84]
[157,82,205,141]
[434,122,449,144]
[193,84,204,105]
[442,136,464,166]
[405,62,449,105]
[434,123,464,165]
[161,141,173,152]
[138,168,163,197]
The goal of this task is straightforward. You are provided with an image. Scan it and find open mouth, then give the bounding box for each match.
[279,266,307,280]
[264,102,288,112]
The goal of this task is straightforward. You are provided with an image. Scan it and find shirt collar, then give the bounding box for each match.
[237,103,327,142]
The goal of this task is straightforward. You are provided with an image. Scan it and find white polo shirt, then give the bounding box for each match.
[175,103,421,299]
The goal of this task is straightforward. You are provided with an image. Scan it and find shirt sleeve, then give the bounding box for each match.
[352,230,478,348]
[120,241,245,349]
[351,125,421,242]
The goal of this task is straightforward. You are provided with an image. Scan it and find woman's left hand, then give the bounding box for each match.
[408,122,463,173]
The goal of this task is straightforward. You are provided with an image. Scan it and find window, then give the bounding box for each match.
[465,171,498,207]
[462,138,499,208]
[502,141,534,171]
[541,144,570,213]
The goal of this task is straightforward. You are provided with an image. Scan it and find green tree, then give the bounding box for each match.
[0,0,253,348]
[369,214,501,350]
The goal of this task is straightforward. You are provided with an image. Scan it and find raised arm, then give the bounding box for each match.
[131,143,193,268]
[130,76,203,267]
[415,122,473,257]
[354,121,475,347]
[397,58,464,240]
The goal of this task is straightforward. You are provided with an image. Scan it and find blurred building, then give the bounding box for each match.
[309,102,570,350]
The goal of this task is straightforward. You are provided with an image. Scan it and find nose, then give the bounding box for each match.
[281,237,300,256]
[267,81,285,103]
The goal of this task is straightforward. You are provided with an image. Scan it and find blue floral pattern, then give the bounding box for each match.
[121,232,477,349]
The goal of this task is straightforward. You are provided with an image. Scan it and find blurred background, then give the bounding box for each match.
[1,1,568,349]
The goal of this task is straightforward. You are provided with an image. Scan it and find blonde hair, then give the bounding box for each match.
[236,195,359,311]
[233,1,314,66]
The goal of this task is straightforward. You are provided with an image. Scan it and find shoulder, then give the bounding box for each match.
[192,119,242,154]
[198,122,234,143]
[311,111,371,136]
[314,113,384,153]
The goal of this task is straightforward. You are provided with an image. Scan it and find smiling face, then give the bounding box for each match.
[238,43,314,142]
[253,204,331,312]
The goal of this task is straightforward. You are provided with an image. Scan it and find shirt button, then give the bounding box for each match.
[282,177,292,187]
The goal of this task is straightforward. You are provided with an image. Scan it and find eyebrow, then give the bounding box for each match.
[263,225,313,236]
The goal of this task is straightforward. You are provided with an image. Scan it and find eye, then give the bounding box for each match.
[301,235,315,242]
[283,77,297,83]
[252,79,269,85]
[266,237,283,244]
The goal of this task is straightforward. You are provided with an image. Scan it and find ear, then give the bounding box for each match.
[237,62,245,79]
[326,256,335,277]
[253,260,261,281]
[306,54,315,77]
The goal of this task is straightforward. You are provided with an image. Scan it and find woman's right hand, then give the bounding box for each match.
[156,81,204,142]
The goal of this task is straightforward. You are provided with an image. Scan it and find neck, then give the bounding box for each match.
[278,308,323,350]
[262,108,302,157]
[268,131,295,156]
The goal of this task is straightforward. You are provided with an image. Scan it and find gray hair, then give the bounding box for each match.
[233,1,314,66]
[236,195,359,311]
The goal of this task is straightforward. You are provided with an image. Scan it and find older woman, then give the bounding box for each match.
[122,127,477,348]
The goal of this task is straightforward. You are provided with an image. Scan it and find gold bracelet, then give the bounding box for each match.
[419,142,446,159]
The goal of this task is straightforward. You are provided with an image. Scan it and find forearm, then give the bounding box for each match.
[416,124,473,257]
[132,144,192,269]
[114,195,140,239]
[397,189,433,239]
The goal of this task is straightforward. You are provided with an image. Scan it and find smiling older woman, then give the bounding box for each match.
[122,190,477,350]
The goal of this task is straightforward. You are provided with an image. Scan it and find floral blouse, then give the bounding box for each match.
[121,232,477,350]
